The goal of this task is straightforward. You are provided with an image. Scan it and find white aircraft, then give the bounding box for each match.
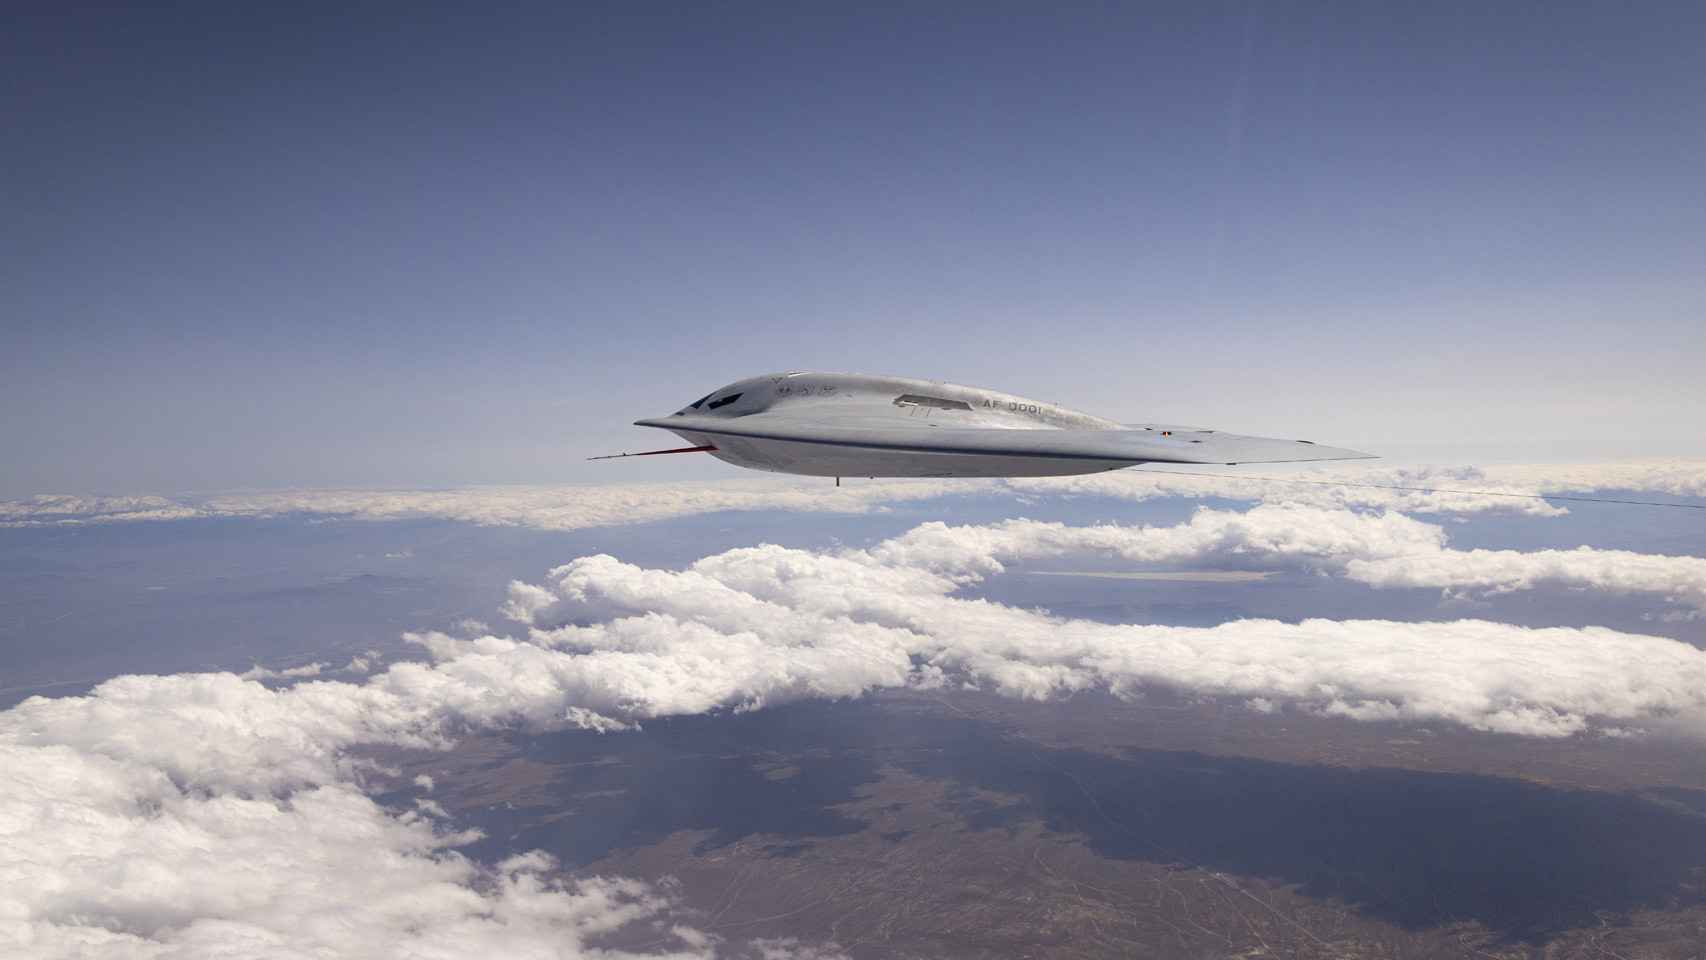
[594,372,1373,479]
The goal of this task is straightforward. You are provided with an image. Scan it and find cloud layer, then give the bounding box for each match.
[8,502,1706,954]
[1014,459,1706,515]
[495,516,1706,738]
[872,504,1706,613]
[0,481,976,530]
[2,675,688,958]
[5,459,1704,530]
[0,669,848,957]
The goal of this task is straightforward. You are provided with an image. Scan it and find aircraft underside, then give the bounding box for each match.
[686,432,1136,478]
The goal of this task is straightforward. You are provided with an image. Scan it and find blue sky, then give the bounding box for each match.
[6,2,1704,496]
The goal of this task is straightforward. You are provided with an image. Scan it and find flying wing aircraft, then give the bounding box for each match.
[596,372,1373,479]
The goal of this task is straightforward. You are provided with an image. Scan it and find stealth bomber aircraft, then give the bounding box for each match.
[595,372,1373,479]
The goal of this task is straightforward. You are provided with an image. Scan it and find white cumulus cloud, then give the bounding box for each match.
[494,529,1706,739]
[0,667,848,957]
[1345,545,1706,611]
[871,504,1706,612]
[237,661,327,681]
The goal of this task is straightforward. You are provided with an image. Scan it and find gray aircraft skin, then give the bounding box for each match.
[616,372,1374,478]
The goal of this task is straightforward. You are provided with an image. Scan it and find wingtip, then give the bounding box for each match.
[1303,444,1378,462]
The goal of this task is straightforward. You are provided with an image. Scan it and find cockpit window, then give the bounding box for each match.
[706,392,743,410]
[688,393,713,410]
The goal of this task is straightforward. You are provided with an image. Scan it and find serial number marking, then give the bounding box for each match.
[982,398,1044,416]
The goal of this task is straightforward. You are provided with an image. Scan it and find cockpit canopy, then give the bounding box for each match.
[674,382,756,416]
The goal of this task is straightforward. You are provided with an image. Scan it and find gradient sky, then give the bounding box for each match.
[5,1,1704,496]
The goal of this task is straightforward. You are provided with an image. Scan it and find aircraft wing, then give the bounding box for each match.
[635,413,1373,466]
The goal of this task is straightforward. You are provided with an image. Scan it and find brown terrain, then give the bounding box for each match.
[373,690,1706,959]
